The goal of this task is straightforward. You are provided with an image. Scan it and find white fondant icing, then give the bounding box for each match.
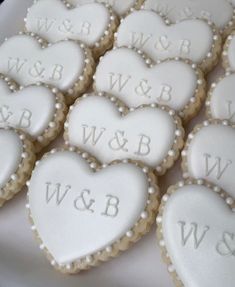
[209,74,235,123]
[66,94,177,167]
[95,47,198,111]
[28,150,149,264]
[0,79,55,137]
[144,0,234,31]
[0,34,85,91]
[227,35,235,71]
[186,124,235,198]
[67,0,139,17]
[26,1,110,45]
[162,184,235,287]
[0,129,23,189]
[116,10,214,64]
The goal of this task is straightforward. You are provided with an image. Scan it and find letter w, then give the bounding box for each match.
[109,73,131,92]
[131,32,152,49]
[46,182,71,205]
[7,57,27,73]
[178,221,210,249]
[204,153,232,180]
[37,17,55,32]
[82,125,105,146]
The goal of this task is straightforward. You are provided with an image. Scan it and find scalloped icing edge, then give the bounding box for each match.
[0,127,36,207]
[0,73,68,152]
[26,146,160,273]
[63,91,185,176]
[156,178,235,287]
[93,46,207,122]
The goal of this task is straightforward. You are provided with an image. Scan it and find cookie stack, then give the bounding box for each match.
[0,0,235,285]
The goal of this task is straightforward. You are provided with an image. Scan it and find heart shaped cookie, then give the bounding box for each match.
[143,0,235,37]
[0,33,94,102]
[25,0,118,57]
[115,10,221,73]
[66,0,144,17]
[157,179,235,287]
[0,74,67,151]
[94,47,206,121]
[27,147,159,272]
[0,128,35,207]
[64,92,184,175]
[223,32,235,72]
[206,73,235,123]
[182,120,235,199]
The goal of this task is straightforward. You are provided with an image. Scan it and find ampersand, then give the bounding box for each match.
[29,61,45,78]
[0,105,12,123]
[58,19,73,33]
[74,189,95,213]
[155,35,171,51]
[108,130,128,152]
[135,79,152,98]
[216,232,235,256]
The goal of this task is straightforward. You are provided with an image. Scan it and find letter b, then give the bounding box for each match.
[18,109,32,128]
[50,64,63,80]
[135,134,151,156]
[101,195,120,218]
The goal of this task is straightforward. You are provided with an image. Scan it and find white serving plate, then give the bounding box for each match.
[0,1,224,286]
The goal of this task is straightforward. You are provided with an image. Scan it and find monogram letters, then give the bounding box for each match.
[108,72,173,103]
[178,221,235,258]
[7,57,64,81]
[149,3,212,22]
[45,183,120,218]
[0,105,32,128]
[178,221,210,249]
[109,73,131,92]
[36,17,92,36]
[82,124,152,156]
[204,153,232,180]
[46,182,71,206]
[216,232,235,256]
[130,31,192,54]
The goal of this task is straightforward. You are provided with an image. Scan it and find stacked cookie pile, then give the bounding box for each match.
[0,0,235,285]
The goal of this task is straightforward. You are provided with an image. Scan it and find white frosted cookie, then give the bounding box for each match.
[27,147,159,272]
[143,0,235,37]
[182,120,235,199]
[0,33,95,102]
[222,32,235,72]
[64,93,184,175]
[0,128,35,207]
[206,73,235,123]
[94,47,206,121]
[25,0,118,57]
[157,179,235,287]
[66,0,144,17]
[115,10,221,73]
[0,74,67,152]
